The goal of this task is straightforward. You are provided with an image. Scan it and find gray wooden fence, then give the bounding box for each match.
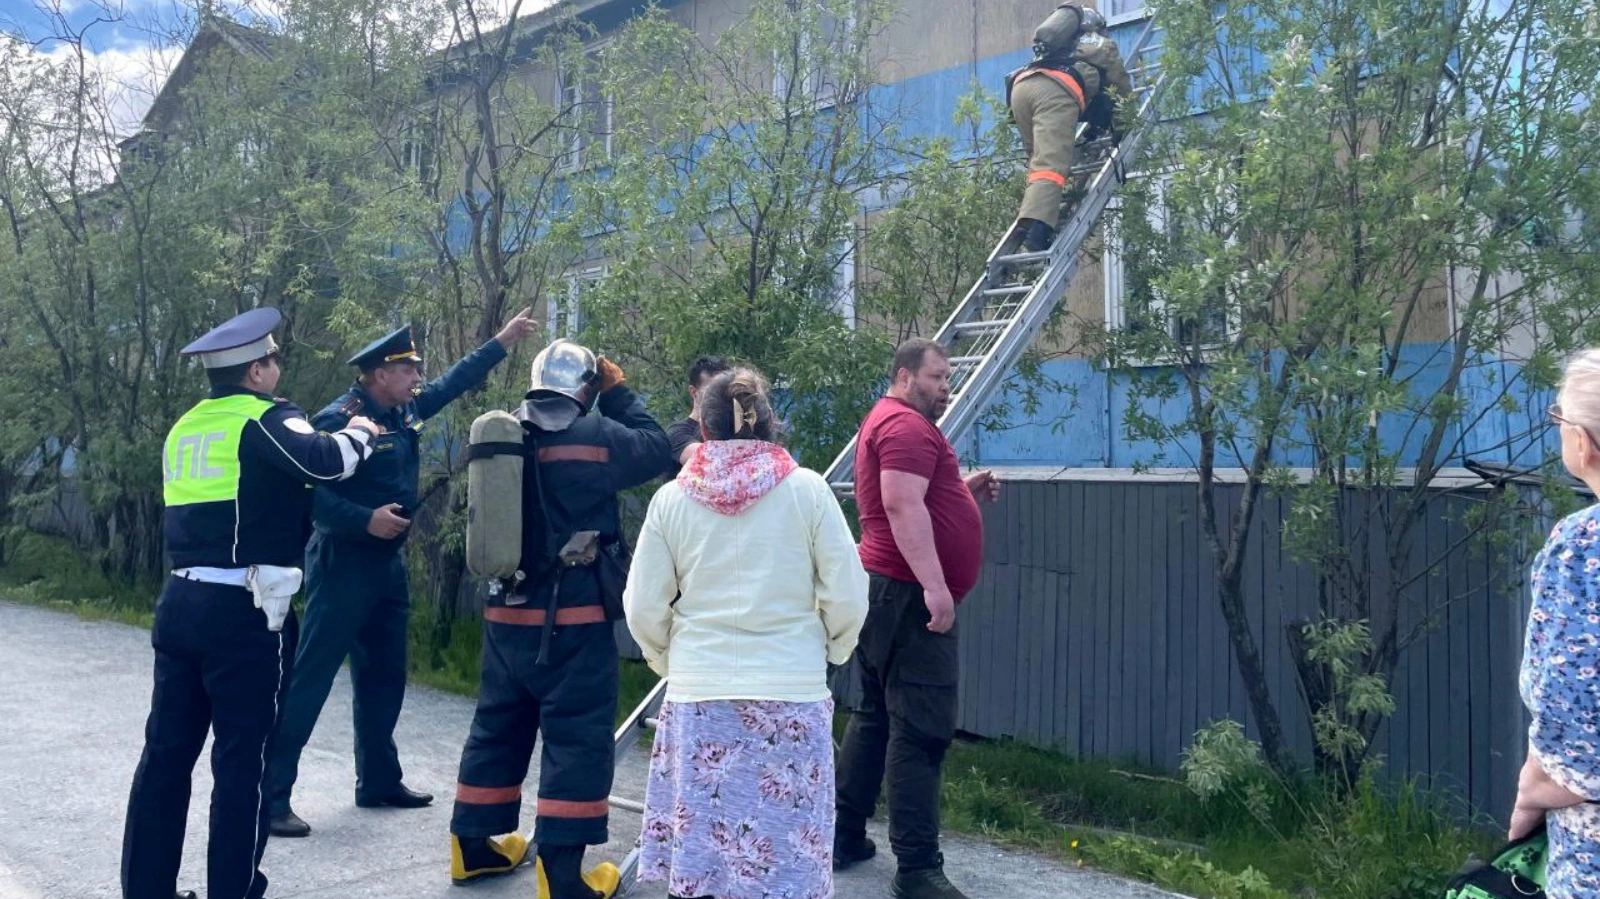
[939,471,1534,821]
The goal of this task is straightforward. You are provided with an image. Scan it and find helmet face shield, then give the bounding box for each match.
[1080,7,1107,32]
[527,338,599,411]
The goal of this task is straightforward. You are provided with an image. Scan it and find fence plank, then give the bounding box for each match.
[1092,481,1113,756]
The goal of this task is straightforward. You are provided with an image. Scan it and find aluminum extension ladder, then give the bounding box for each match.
[600,15,1171,897]
[821,14,1171,493]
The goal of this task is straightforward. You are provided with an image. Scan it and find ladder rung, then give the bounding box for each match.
[951,319,1014,336]
[643,717,660,729]
[982,284,1034,297]
[993,250,1052,266]
[949,355,985,366]
[608,796,646,813]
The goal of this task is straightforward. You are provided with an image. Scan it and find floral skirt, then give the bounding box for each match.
[637,698,835,899]
[1549,802,1600,899]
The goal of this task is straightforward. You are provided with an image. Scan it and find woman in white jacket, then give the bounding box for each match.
[624,367,869,899]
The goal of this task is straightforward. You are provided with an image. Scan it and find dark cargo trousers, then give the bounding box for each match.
[835,574,960,871]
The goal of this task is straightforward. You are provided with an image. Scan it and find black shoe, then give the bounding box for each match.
[891,856,969,899]
[177,892,197,899]
[1022,220,1056,254]
[269,807,311,838]
[834,833,876,870]
[355,783,434,809]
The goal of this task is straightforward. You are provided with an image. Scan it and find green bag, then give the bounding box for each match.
[1444,825,1547,899]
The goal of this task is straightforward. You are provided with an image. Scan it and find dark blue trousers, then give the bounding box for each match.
[450,611,618,846]
[267,533,410,812]
[121,574,296,899]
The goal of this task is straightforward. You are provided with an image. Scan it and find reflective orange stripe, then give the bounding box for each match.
[456,784,522,804]
[1028,170,1068,186]
[537,798,609,818]
[484,605,608,626]
[537,445,610,464]
[1014,67,1087,111]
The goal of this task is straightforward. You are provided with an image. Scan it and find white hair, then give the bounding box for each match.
[1559,349,1600,433]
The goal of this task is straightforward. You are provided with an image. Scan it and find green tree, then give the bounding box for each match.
[1105,0,1600,778]
[571,0,899,467]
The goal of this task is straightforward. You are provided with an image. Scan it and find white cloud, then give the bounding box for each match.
[4,0,567,184]
[41,39,184,136]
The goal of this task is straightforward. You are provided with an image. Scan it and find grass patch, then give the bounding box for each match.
[938,737,1497,899]
[0,531,157,627]
[5,537,1500,899]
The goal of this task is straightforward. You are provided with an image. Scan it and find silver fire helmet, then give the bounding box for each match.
[527,338,599,411]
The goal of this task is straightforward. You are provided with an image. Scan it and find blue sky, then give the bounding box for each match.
[0,0,196,55]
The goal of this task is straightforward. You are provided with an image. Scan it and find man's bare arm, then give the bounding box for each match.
[882,469,956,633]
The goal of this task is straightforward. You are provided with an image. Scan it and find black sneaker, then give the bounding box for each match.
[891,856,969,899]
[833,833,876,870]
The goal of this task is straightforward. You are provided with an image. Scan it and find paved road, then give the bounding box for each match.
[0,601,1179,899]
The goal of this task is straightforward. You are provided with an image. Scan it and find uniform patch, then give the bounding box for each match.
[283,417,316,435]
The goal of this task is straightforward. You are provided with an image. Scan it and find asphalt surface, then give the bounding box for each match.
[0,600,1181,899]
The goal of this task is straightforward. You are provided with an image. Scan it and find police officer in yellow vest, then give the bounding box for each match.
[121,308,380,899]
[1008,3,1132,252]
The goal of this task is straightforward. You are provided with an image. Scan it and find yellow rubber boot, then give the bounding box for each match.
[583,862,622,899]
[450,833,531,886]
[534,857,622,899]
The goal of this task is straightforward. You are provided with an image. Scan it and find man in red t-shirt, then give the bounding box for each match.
[835,338,1001,899]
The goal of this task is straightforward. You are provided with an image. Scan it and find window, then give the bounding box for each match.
[1105,170,1235,356]
[1100,0,1150,21]
[831,234,857,327]
[237,135,265,168]
[773,0,856,109]
[558,47,614,173]
[401,115,435,186]
[551,266,604,338]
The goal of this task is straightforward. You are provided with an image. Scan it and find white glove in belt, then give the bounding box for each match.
[245,565,303,632]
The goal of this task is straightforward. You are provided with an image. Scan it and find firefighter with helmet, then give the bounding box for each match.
[1007,3,1133,252]
[448,338,671,897]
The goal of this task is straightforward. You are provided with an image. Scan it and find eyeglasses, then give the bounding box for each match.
[1549,403,1599,445]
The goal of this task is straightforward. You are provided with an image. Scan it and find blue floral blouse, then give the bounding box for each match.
[1522,504,1600,898]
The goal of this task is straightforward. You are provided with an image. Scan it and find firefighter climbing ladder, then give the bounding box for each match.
[600,15,1171,895]
[822,13,1170,493]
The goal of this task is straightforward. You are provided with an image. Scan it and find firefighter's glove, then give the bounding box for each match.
[597,357,626,393]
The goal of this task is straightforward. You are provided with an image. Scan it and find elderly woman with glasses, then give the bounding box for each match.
[1510,351,1600,898]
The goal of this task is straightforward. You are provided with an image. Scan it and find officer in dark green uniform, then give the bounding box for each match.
[121,307,380,899]
[267,309,537,837]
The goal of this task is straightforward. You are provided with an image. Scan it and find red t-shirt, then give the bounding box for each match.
[854,397,984,602]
